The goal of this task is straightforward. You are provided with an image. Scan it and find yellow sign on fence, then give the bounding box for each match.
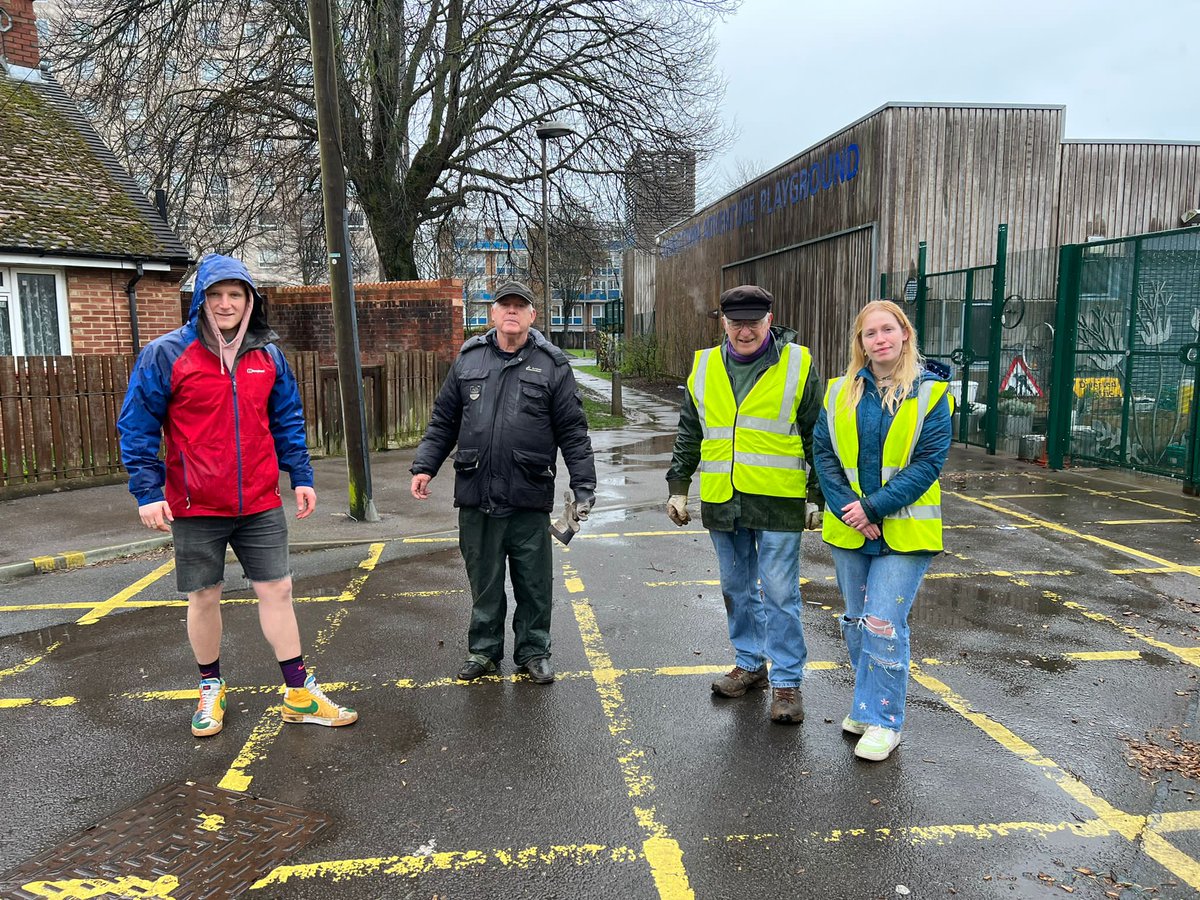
[1073,377,1123,399]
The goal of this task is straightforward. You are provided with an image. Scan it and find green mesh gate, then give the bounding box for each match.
[1049,226,1200,493]
[915,225,1009,454]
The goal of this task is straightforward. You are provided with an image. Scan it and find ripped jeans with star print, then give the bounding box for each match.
[830,548,933,731]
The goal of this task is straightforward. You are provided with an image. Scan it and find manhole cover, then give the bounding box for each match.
[0,781,330,899]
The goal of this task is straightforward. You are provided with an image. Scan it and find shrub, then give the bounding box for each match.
[619,334,663,378]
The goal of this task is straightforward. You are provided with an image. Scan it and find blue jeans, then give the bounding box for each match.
[830,547,932,730]
[709,529,807,688]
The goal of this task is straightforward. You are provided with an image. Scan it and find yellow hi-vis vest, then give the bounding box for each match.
[821,376,949,552]
[687,342,812,503]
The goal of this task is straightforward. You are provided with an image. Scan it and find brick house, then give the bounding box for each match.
[0,0,189,357]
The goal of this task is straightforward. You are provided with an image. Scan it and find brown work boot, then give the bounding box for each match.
[769,687,804,724]
[711,665,768,698]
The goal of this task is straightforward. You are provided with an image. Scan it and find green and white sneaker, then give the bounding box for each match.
[192,677,227,737]
[854,725,901,761]
[841,715,867,736]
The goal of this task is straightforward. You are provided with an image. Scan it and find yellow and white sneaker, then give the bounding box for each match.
[192,677,227,737]
[281,674,357,727]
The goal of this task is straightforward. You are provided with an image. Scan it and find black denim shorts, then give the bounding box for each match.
[172,506,291,593]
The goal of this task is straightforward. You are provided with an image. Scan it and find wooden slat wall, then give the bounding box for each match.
[656,105,1074,377]
[657,113,884,376]
[1057,142,1200,244]
[1,351,447,494]
[721,227,874,380]
[876,105,1064,301]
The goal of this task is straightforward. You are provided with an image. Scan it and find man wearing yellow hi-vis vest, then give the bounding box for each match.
[812,300,952,763]
[666,285,822,725]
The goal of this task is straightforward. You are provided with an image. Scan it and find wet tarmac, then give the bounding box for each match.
[3,376,1200,898]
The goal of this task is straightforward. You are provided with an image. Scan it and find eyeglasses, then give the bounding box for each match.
[726,318,768,333]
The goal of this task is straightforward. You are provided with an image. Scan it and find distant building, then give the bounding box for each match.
[623,149,697,336]
[0,0,190,356]
[442,223,624,349]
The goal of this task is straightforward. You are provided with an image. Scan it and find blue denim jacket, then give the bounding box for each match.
[813,364,952,555]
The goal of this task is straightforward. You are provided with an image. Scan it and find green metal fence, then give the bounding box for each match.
[1049,226,1200,492]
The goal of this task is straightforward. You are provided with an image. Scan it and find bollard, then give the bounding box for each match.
[611,371,623,417]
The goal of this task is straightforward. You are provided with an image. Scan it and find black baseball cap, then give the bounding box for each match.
[493,281,536,305]
[719,285,773,320]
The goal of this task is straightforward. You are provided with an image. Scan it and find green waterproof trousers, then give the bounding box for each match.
[458,507,553,665]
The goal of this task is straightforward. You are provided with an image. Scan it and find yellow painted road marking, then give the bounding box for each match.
[199,813,225,832]
[982,493,1068,499]
[1063,650,1142,661]
[1036,476,1200,519]
[30,555,56,574]
[0,641,64,684]
[567,561,694,899]
[219,705,285,791]
[1088,518,1191,525]
[253,843,640,889]
[910,663,1200,890]
[220,544,382,791]
[336,542,385,601]
[722,816,1114,846]
[61,551,87,568]
[0,589,456,614]
[22,874,180,899]
[76,559,176,626]
[0,696,78,708]
[950,492,1199,576]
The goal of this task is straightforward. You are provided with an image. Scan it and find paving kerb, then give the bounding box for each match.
[0,362,672,583]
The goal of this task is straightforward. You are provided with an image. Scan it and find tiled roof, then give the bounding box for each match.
[0,70,190,263]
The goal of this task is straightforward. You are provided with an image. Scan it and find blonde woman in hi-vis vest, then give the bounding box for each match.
[812,300,953,761]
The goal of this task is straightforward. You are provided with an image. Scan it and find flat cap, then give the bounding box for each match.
[493,281,536,305]
[719,285,773,320]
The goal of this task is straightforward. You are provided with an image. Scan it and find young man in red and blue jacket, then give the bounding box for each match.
[118,253,357,737]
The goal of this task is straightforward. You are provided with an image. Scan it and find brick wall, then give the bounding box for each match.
[0,0,40,69]
[263,279,464,365]
[66,268,185,355]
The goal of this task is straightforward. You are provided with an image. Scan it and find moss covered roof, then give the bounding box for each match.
[0,72,188,261]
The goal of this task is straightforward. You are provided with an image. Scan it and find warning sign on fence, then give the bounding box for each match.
[1002,356,1042,397]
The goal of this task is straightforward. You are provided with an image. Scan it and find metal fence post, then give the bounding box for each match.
[1047,244,1080,470]
[986,224,1008,455]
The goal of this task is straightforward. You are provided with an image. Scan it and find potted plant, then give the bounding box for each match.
[997,396,1035,436]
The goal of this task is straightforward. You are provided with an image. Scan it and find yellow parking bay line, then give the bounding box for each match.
[567,560,695,900]
[253,842,641,889]
[911,663,1200,890]
[76,559,176,626]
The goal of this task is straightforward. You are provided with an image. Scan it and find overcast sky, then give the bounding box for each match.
[704,0,1198,195]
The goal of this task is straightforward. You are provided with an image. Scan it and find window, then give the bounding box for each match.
[198,20,221,43]
[347,209,365,231]
[200,59,223,83]
[0,268,70,357]
[591,308,605,325]
[258,247,281,266]
[257,209,278,230]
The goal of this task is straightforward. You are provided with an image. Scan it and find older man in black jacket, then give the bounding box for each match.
[411,282,596,683]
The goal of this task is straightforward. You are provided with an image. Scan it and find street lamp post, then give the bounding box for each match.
[536,120,574,336]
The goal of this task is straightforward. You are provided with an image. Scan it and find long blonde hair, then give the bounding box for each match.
[839,300,924,414]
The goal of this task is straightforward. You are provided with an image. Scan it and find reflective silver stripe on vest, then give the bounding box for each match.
[733,452,804,470]
[698,459,733,474]
[881,465,900,480]
[889,503,942,520]
[693,348,713,439]
[705,426,735,440]
[905,381,938,466]
[737,414,798,436]
[777,343,806,421]
[825,377,852,483]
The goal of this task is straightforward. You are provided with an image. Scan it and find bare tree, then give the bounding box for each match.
[540,199,608,341]
[45,0,736,281]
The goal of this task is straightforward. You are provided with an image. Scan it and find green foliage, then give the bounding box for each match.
[579,389,625,430]
[618,333,663,378]
[997,397,1035,416]
[593,330,620,373]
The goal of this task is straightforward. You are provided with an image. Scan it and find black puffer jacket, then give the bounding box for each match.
[411,328,596,516]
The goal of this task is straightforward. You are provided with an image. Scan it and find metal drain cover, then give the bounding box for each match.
[0,781,331,899]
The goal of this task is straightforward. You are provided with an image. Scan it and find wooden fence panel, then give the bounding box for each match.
[0,350,444,494]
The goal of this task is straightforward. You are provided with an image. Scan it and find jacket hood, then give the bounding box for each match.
[770,323,799,345]
[189,254,270,332]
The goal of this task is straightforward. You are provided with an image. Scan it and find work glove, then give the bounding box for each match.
[573,488,596,522]
[666,494,690,527]
[805,501,823,530]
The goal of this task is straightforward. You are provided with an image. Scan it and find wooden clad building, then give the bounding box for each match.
[653,102,1200,379]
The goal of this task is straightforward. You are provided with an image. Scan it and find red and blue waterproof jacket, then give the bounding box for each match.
[118,254,313,518]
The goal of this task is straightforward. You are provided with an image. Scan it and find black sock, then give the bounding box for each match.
[279,655,308,688]
[198,659,221,681]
